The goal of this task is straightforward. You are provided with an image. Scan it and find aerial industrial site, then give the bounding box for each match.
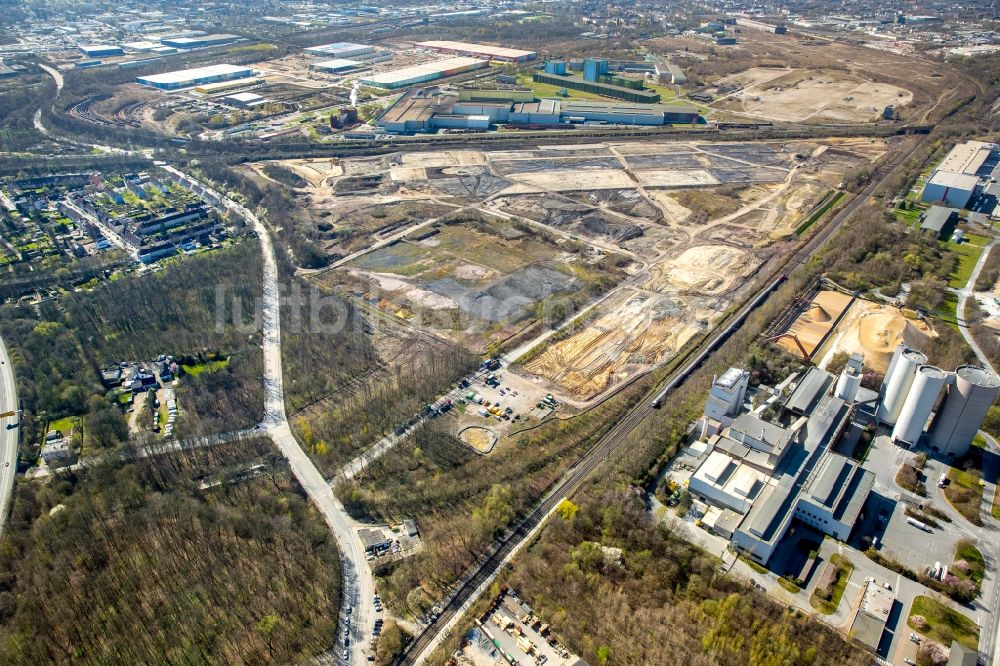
[2,2,1000,666]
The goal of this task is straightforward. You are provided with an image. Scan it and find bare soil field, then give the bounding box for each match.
[711,67,911,123]
[294,137,889,401]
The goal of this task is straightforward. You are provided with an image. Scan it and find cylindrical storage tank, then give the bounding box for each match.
[877,347,927,425]
[892,365,947,445]
[931,365,1000,457]
[835,367,862,402]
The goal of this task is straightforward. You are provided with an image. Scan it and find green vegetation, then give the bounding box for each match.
[945,452,984,526]
[953,540,985,596]
[0,241,265,457]
[777,577,801,594]
[513,71,606,101]
[796,191,846,236]
[896,462,926,496]
[496,486,867,666]
[0,438,341,664]
[907,595,979,650]
[974,245,1000,291]
[180,358,230,376]
[946,239,985,289]
[810,555,853,614]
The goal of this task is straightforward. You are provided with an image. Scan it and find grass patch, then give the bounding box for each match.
[796,191,846,235]
[180,358,230,377]
[907,595,979,649]
[954,539,985,591]
[932,289,961,331]
[46,416,80,435]
[809,554,853,614]
[514,72,606,101]
[741,556,768,575]
[946,240,985,289]
[945,457,984,526]
[777,576,801,594]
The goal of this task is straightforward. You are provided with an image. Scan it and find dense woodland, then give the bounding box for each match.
[0,437,341,665]
[507,485,868,666]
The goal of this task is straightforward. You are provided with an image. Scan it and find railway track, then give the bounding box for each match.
[393,135,926,666]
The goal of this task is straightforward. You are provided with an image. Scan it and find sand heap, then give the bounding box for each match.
[778,291,852,357]
[829,302,933,373]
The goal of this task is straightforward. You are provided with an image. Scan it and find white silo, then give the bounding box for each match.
[931,365,1000,457]
[834,359,863,402]
[877,346,927,425]
[892,365,948,446]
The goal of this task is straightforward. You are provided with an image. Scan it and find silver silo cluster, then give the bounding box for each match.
[877,344,1000,456]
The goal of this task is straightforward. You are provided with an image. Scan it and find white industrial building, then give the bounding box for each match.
[358,57,487,89]
[303,42,374,59]
[876,344,1000,457]
[921,140,998,209]
[687,365,874,565]
[136,64,255,90]
[704,367,750,424]
[921,171,980,209]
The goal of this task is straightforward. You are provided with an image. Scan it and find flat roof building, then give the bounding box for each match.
[850,581,894,651]
[303,42,374,59]
[922,171,979,209]
[311,58,362,73]
[224,92,265,108]
[919,206,960,239]
[359,56,487,89]
[80,45,124,57]
[136,64,255,90]
[415,40,536,62]
[160,34,241,49]
[938,140,996,176]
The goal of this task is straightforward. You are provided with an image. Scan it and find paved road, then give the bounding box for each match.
[0,335,20,536]
[162,165,376,666]
[956,239,998,374]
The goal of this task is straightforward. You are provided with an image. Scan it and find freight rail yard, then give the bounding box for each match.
[261,136,890,410]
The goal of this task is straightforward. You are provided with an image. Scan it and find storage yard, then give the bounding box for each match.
[271,136,890,402]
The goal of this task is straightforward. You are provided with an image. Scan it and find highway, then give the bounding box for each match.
[0,334,19,536]
[161,165,377,666]
[397,137,927,665]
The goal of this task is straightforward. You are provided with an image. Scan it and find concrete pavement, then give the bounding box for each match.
[0,334,20,536]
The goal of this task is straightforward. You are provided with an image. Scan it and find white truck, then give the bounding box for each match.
[907,516,931,532]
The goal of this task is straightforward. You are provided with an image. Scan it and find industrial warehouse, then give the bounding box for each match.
[135,63,255,90]
[921,139,999,209]
[682,344,1000,565]
[414,40,536,62]
[358,56,486,89]
[375,87,700,133]
[303,42,375,59]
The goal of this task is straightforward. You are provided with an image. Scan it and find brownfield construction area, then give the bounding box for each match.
[255,137,890,405]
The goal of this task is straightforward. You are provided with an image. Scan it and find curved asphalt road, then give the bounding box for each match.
[160,165,376,666]
[0,335,18,536]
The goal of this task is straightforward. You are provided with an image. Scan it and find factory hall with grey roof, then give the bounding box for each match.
[689,362,874,565]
